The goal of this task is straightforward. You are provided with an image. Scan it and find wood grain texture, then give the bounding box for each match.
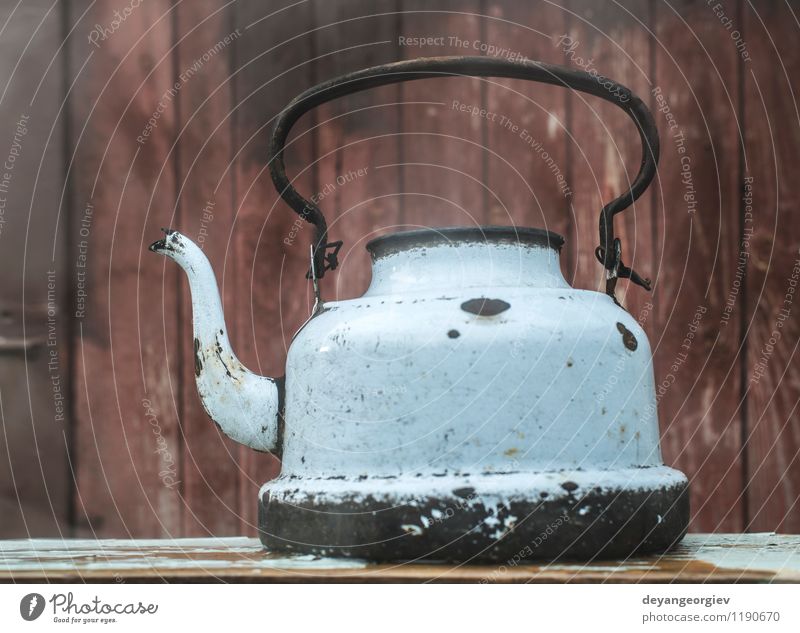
[652,0,745,532]
[0,0,69,537]
[742,0,800,533]
[399,0,486,227]
[231,1,316,533]
[313,0,401,301]
[174,0,240,537]
[1,534,798,582]
[484,1,570,238]
[564,0,654,311]
[68,0,183,538]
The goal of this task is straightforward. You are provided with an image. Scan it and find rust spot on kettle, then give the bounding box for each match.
[616,322,638,351]
[193,338,203,376]
[461,298,510,316]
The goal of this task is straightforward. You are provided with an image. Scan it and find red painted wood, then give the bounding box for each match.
[653,0,744,531]
[399,0,486,228]
[69,1,183,537]
[564,0,654,314]
[313,1,402,301]
[743,0,800,533]
[175,0,241,536]
[231,1,317,533]
[0,0,70,537]
[563,0,669,511]
[484,2,570,248]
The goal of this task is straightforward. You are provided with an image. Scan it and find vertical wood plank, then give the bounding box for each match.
[313,1,401,301]
[564,0,654,318]
[743,0,800,532]
[0,0,69,536]
[232,1,317,533]
[399,0,485,227]
[68,1,183,537]
[175,0,240,536]
[484,1,570,242]
[653,0,744,531]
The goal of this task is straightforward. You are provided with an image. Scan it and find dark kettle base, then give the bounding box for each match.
[258,471,689,564]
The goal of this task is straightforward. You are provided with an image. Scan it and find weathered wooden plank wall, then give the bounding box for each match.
[66,0,183,538]
[743,1,800,532]
[0,0,69,537]
[174,0,240,537]
[1,0,798,538]
[653,0,745,532]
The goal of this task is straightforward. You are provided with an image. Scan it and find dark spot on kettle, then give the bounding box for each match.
[193,338,203,376]
[447,329,460,338]
[616,322,638,351]
[452,486,475,498]
[461,298,510,316]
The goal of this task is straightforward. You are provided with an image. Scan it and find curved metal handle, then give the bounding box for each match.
[269,56,659,296]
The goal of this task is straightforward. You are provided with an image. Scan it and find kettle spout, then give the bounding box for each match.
[149,230,280,452]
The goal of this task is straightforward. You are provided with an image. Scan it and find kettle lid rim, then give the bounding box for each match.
[366,225,564,259]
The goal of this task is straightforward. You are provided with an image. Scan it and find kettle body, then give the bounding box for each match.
[262,227,687,561]
[151,57,689,562]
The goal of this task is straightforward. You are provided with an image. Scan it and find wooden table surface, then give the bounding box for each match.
[1,533,799,583]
